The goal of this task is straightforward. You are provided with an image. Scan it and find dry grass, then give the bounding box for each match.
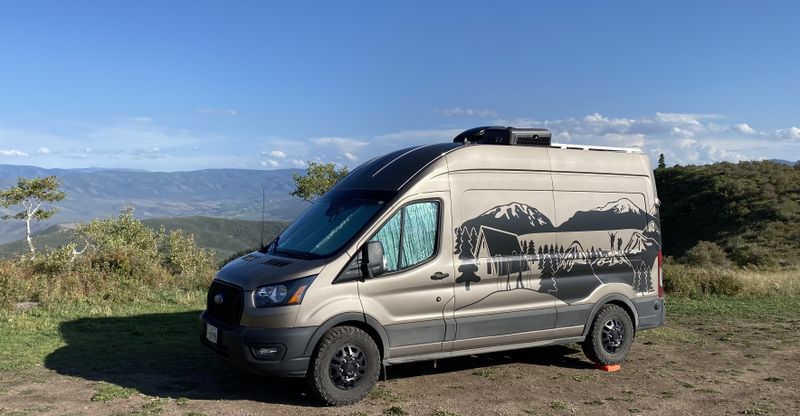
[736,267,800,297]
[664,264,800,298]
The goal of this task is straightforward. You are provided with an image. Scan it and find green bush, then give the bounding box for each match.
[681,241,731,267]
[0,208,215,309]
[664,262,743,298]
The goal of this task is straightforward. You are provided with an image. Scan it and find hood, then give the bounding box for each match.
[214,251,328,290]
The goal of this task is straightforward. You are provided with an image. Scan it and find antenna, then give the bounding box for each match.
[260,188,266,249]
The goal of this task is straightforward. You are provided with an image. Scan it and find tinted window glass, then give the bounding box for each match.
[275,190,394,258]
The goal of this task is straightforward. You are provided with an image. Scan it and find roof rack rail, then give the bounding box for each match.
[550,142,642,154]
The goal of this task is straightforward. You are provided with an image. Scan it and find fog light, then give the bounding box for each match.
[250,345,285,360]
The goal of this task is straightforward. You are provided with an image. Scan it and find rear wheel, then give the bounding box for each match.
[306,326,380,406]
[582,304,634,365]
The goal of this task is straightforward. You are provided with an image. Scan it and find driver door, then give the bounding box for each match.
[357,194,456,359]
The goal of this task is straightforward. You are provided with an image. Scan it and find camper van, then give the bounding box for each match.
[200,126,665,405]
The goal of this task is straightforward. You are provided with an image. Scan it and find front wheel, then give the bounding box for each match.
[582,304,634,365]
[306,326,381,406]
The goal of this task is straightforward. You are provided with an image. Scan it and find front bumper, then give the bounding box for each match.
[199,311,315,377]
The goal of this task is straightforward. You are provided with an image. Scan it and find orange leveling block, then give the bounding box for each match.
[595,363,621,372]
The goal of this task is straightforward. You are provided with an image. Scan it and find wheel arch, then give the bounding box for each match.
[303,313,390,360]
[580,294,639,337]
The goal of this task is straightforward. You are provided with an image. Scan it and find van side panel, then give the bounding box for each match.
[547,149,662,331]
[446,146,561,350]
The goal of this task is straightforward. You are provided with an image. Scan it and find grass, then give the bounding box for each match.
[92,382,136,402]
[571,374,599,382]
[0,288,206,372]
[368,384,401,402]
[665,295,800,321]
[383,406,407,415]
[472,366,507,380]
[549,400,571,411]
[1,290,797,375]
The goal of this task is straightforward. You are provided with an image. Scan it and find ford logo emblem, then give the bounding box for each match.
[213,294,224,304]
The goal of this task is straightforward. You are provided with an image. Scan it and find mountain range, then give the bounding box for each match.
[0,165,308,243]
[557,198,647,231]
[0,216,288,262]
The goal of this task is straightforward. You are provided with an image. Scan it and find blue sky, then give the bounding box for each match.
[1,1,798,171]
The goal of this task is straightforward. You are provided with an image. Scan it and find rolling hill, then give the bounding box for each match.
[0,165,308,243]
[0,216,289,262]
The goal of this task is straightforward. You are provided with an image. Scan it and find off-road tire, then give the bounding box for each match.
[306,326,380,406]
[582,304,634,365]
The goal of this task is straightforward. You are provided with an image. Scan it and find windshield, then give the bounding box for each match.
[273,190,396,258]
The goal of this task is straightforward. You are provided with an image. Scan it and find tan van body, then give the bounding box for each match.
[201,127,665,404]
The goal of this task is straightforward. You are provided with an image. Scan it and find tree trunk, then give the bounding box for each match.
[26,214,35,259]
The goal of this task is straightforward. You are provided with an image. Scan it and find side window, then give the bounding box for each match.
[370,201,439,273]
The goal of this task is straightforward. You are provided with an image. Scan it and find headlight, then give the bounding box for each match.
[254,275,316,308]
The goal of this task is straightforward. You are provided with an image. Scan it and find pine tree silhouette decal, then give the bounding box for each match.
[455,228,480,290]
[537,244,557,294]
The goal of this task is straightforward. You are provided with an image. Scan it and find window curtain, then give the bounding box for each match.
[372,213,402,271]
[400,202,438,268]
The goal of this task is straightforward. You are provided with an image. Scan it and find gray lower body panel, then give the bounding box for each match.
[200,311,314,377]
[454,307,557,340]
[634,297,666,329]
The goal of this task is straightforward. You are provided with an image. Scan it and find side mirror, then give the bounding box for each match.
[360,241,386,278]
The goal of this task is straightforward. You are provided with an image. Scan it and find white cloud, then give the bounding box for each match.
[776,127,800,140]
[376,128,463,142]
[292,159,307,168]
[1,149,28,156]
[268,150,287,158]
[197,108,238,116]
[679,138,698,148]
[496,112,800,165]
[734,123,756,134]
[654,112,723,126]
[343,152,358,162]
[36,147,51,154]
[434,107,498,118]
[260,159,279,168]
[310,137,369,152]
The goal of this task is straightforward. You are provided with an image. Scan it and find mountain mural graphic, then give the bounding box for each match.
[453,198,662,304]
[558,198,647,231]
[468,202,555,236]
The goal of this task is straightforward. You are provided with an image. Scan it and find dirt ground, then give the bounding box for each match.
[1,314,799,416]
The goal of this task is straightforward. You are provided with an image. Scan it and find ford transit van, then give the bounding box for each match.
[200,126,665,405]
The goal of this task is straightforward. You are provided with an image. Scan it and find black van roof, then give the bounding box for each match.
[334,142,461,191]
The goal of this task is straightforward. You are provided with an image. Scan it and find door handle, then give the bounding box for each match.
[430,272,449,280]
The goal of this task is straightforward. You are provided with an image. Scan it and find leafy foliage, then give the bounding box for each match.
[0,207,215,309]
[291,162,349,202]
[656,161,800,267]
[0,176,66,257]
[681,241,731,268]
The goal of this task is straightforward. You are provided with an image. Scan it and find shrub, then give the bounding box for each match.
[681,241,731,267]
[664,262,743,297]
[0,208,215,309]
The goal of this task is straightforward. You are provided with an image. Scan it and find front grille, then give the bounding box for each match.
[207,280,244,326]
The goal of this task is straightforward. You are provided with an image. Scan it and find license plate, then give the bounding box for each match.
[206,324,218,344]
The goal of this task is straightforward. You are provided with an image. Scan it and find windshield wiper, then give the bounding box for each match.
[274,248,321,260]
